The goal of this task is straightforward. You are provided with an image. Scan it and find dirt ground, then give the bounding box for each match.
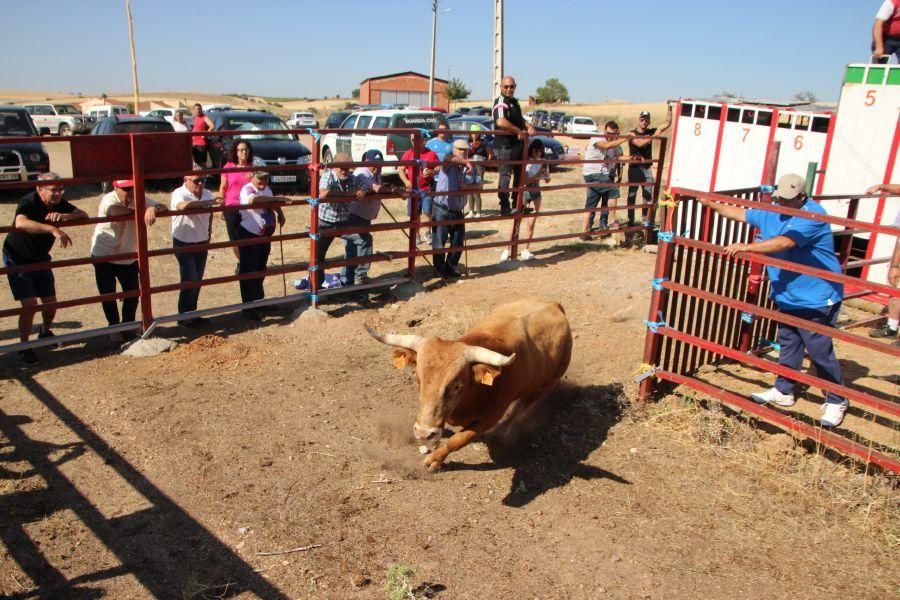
[0,142,897,599]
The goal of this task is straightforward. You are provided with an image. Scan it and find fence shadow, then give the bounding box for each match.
[443,381,630,507]
[0,375,289,599]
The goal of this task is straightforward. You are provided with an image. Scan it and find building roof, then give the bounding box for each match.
[361,71,448,85]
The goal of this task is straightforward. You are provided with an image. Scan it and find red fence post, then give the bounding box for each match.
[130,134,154,332]
[309,135,322,308]
[639,197,677,401]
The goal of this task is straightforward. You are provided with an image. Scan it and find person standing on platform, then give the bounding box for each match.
[492,76,535,215]
[873,0,900,63]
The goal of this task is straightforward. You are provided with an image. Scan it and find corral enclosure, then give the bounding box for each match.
[1,185,897,597]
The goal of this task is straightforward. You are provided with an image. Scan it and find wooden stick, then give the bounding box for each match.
[125,0,140,114]
[255,544,322,557]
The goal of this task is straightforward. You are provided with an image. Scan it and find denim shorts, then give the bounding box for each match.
[3,252,55,300]
[407,193,434,216]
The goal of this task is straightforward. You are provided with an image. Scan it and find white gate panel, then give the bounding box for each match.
[714,107,772,191]
[669,101,719,191]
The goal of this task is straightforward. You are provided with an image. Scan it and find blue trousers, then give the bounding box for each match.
[775,303,845,404]
[343,214,373,285]
[174,238,208,314]
[431,204,465,273]
[584,172,620,230]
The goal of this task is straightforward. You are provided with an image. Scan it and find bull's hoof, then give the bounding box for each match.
[423,452,445,471]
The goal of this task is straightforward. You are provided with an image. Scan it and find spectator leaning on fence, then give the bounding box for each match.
[346,149,390,293]
[865,183,900,346]
[399,138,440,245]
[317,152,364,290]
[219,140,256,272]
[90,180,167,342]
[501,139,550,262]
[236,171,288,321]
[626,107,672,228]
[581,121,631,239]
[872,0,900,63]
[2,172,88,367]
[171,172,221,328]
[465,126,492,218]
[432,140,476,278]
[698,174,849,427]
[492,75,535,216]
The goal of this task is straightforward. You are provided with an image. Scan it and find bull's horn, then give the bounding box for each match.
[364,324,425,352]
[463,346,517,367]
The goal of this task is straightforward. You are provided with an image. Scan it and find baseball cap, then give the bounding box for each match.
[114,179,135,189]
[453,139,470,150]
[639,111,651,120]
[774,174,806,200]
[362,149,384,162]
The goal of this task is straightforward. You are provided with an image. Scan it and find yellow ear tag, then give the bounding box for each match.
[479,370,496,386]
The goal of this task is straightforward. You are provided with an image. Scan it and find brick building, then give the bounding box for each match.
[359,71,449,111]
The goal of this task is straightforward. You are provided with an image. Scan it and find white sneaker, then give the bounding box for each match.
[821,401,849,428]
[474,212,482,218]
[750,387,795,407]
[464,211,474,218]
[520,249,535,260]
[500,249,510,261]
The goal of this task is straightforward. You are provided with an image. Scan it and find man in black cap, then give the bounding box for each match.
[626,106,672,228]
[492,75,535,215]
[3,172,88,366]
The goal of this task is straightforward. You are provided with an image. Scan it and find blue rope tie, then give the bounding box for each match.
[308,232,320,241]
[741,311,754,324]
[307,264,319,272]
[651,277,669,291]
[310,294,319,303]
[419,128,431,138]
[657,231,674,243]
[643,311,667,334]
[760,184,775,194]
[306,128,321,142]
[307,197,319,207]
[760,338,780,351]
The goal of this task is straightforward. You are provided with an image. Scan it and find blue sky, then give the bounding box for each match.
[0,0,881,103]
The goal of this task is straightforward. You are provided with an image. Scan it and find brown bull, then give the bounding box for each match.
[366,299,572,470]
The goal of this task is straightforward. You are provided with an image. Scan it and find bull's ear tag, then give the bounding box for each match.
[473,364,501,386]
[392,348,416,369]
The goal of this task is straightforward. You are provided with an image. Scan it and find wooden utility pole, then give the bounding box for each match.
[126,0,140,113]
[492,0,504,99]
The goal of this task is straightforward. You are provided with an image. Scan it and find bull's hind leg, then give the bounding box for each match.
[486,379,563,461]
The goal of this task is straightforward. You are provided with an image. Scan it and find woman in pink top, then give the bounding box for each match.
[191,103,215,167]
[218,140,255,269]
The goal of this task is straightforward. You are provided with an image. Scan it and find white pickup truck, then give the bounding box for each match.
[24,103,95,135]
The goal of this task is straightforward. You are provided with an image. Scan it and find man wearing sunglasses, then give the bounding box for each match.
[2,172,88,366]
[171,172,222,327]
[492,76,535,215]
[698,174,848,428]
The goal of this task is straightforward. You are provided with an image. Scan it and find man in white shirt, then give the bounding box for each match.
[581,121,631,239]
[171,173,221,326]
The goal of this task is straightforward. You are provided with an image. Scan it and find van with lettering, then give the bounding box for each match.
[319,109,447,175]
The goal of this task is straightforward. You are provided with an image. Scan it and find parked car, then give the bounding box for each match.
[142,107,190,123]
[90,116,180,191]
[558,115,572,133]
[286,111,319,129]
[468,106,491,116]
[457,107,471,115]
[207,110,311,191]
[567,116,598,135]
[0,107,50,187]
[320,109,447,175]
[549,111,566,130]
[446,115,566,170]
[24,104,95,136]
[84,105,129,120]
[324,111,352,129]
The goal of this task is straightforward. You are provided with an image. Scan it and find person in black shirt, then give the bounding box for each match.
[626,107,672,227]
[492,76,535,215]
[2,172,87,366]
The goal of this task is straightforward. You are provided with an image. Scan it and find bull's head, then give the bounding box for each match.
[365,325,516,445]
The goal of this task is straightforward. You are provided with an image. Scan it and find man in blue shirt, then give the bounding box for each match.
[432,140,476,277]
[698,174,848,427]
[425,124,455,161]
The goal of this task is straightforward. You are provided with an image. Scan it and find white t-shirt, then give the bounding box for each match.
[583,135,623,177]
[91,191,163,264]
[877,0,894,20]
[170,184,214,243]
[171,121,189,133]
[239,182,276,236]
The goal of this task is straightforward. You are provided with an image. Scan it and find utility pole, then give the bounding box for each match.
[125,0,140,113]
[429,0,438,106]
[492,0,503,100]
